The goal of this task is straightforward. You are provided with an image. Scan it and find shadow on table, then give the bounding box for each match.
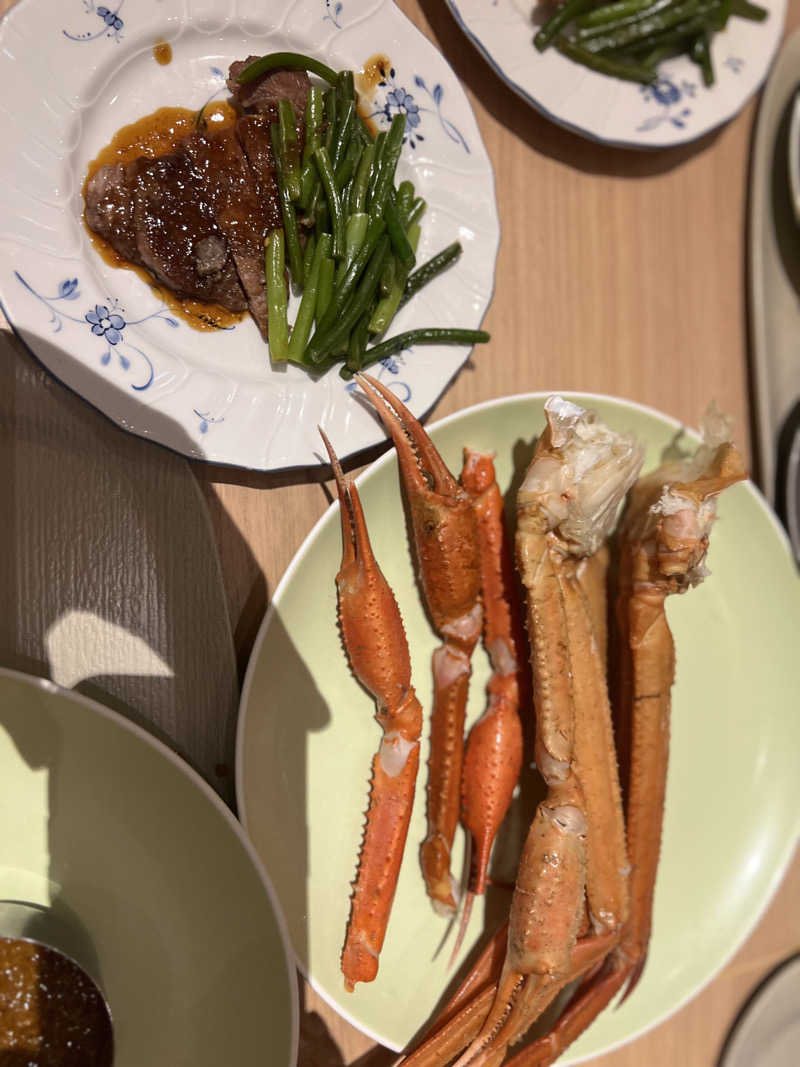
[0,329,243,796]
[417,0,722,177]
[0,331,378,1059]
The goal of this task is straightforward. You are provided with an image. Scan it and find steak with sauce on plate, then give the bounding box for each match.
[84,62,311,339]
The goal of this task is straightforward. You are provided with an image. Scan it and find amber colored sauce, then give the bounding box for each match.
[83,103,246,332]
[358,53,392,92]
[356,54,392,137]
[153,40,172,66]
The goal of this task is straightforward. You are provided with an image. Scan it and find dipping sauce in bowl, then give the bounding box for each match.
[0,936,113,1065]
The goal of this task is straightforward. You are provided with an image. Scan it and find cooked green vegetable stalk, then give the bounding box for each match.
[245,52,489,373]
[535,0,768,86]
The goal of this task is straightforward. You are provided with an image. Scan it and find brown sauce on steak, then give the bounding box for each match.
[83,104,246,332]
[0,936,113,1065]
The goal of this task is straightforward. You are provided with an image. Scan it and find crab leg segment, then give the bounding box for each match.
[356,375,482,914]
[454,449,524,957]
[614,419,746,1001]
[401,928,618,1067]
[320,430,423,992]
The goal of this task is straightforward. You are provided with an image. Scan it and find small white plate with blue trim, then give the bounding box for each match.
[0,0,499,470]
[443,0,786,149]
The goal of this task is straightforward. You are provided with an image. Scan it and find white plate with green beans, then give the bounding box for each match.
[0,0,499,470]
[444,0,785,148]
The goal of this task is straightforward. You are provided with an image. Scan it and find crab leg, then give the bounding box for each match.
[502,414,746,1067]
[614,413,746,1000]
[355,375,482,915]
[453,449,525,959]
[403,929,618,1067]
[443,398,643,1067]
[320,430,424,992]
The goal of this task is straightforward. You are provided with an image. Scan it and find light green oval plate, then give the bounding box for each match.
[0,668,298,1067]
[237,393,800,1059]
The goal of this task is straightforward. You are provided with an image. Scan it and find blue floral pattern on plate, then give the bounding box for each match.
[344,354,411,404]
[323,0,344,27]
[368,64,470,153]
[15,273,178,392]
[636,77,697,133]
[193,409,226,434]
[64,1,125,43]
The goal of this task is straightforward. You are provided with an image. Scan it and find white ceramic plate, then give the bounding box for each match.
[0,0,498,470]
[719,954,800,1067]
[236,392,800,1056]
[748,28,800,505]
[444,0,786,148]
[0,667,298,1067]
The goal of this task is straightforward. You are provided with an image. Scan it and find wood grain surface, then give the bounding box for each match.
[1,0,798,1062]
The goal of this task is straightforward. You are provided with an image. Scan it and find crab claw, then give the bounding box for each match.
[354,376,483,914]
[320,428,423,991]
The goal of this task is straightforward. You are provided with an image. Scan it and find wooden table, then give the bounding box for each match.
[2,0,798,1062]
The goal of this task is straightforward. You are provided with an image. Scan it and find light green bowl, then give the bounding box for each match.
[237,393,800,1059]
[0,668,298,1066]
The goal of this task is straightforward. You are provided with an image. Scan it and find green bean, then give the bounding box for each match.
[298,89,325,209]
[406,196,427,228]
[313,145,345,259]
[307,236,391,363]
[337,69,355,103]
[555,38,657,81]
[298,163,318,213]
[237,52,338,86]
[369,113,406,221]
[265,230,289,361]
[534,0,597,51]
[616,13,715,55]
[367,131,387,206]
[581,0,717,51]
[396,180,415,225]
[730,0,767,17]
[335,138,362,192]
[576,0,664,27]
[346,309,374,372]
[690,30,714,85]
[401,241,462,307]
[316,257,335,325]
[350,142,375,214]
[340,328,490,378]
[323,88,338,154]
[709,0,732,29]
[278,99,301,201]
[302,87,325,165]
[335,212,369,285]
[314,196,330,240]
[575,0,673,40]
[331,100,355,170]
[313,216,386,340]
[380,256,396,297]
[288,233,332,362]
[369,223,421,335]
[638,43,679,67]
[302,232,317,288]
[384,194,416,270]
[340,178,355,221]
[269,123,304,285]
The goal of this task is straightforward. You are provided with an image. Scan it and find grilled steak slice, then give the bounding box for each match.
[85,157,247,312]
[84,163,141,267]
[228,58,311,123]
[130,155,247,311]
[181,126,272,338]
[236,115,283,235]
